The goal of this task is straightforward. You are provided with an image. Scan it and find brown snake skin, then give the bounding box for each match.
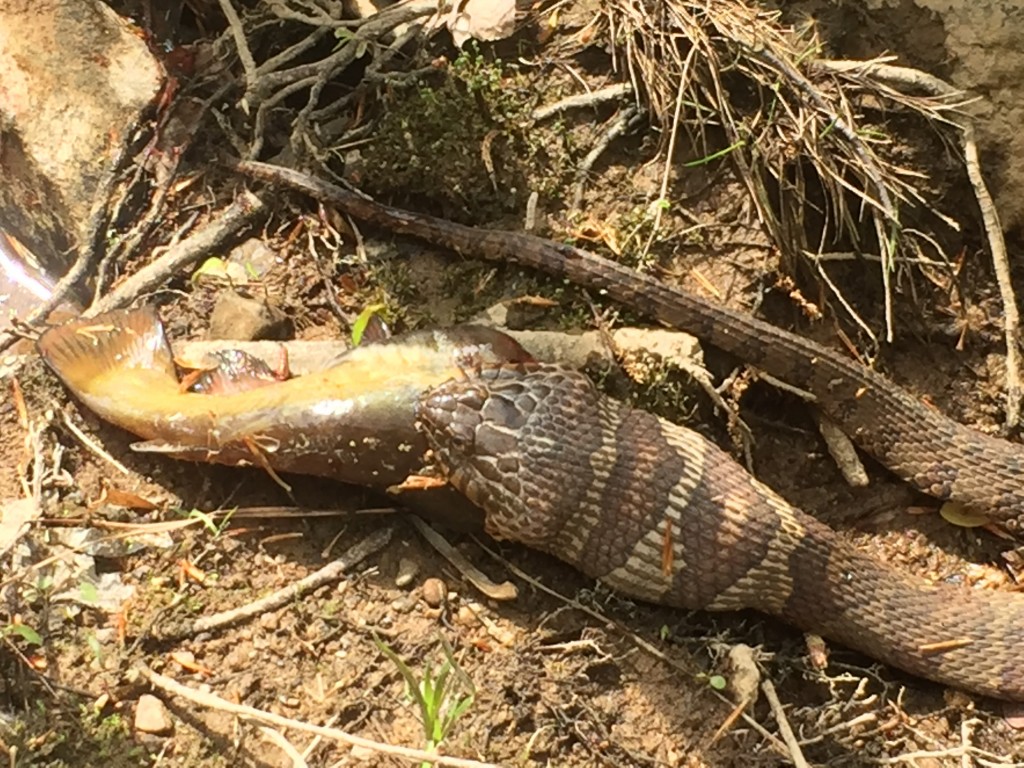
[233,162,1024,699]
[236,160,1024,535]
[417,364,1024,700]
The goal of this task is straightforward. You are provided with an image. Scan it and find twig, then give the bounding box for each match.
[816,59,1021,428]
[571,106,640,213]
[259,726,308,768]
[218,0,259,104]
[87,191,266,315]
[761,678,810,768]
[137,666,500,768]
[92,151,181,305]
[159,526,393,640]
[531,83,633,122]
[58,410,130,476]
[407,516,518,601]
[639,44,697,264]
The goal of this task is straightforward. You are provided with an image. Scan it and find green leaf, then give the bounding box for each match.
[191,256,229,284]
[708,675,728,691]
[351,304,387,346]
[86,633,103,662]
[79,581,100,605]
[187,508,221,535]
[6,623,42,646]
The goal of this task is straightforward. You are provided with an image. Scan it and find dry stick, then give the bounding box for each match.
[218,0,258,100]
[159,526,393,641]
[137,666,500,768]
[570,106,640,213]
[641,43,698,269]
[407,516,518,601]
[259,726,308,768]
[530,83,634,122]
[93,150,181,305]
[87,191,266,315]
[58,409,130,476]
[761,679,810,768]
[817,59,1022,429]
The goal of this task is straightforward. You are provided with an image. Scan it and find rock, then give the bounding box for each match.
[394,556,420,587]
[816,0,1024,228]
[134,694,173,736]
[422,577,448,609]
[207,291,291,341]
[226,238,280,281]
[391,595,417,613]
[0,1,163,277]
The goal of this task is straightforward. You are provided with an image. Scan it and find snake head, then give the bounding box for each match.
[415,365,545,519]
[416,382,486,459]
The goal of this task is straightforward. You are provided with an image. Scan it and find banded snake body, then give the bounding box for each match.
[33,162,1024,701]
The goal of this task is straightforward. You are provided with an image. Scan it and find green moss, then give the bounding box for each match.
[358,45,574,222]
[0,701,146,767]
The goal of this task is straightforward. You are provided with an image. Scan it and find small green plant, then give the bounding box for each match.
[708,674,728,691]
[186,507,236,537]
[375,635,476,764]
[2,620,42,646]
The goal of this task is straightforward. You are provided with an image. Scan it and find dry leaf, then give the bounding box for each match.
[0,497,37,558]
[447,0,515,47]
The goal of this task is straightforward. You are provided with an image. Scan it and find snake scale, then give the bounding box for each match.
[237,160,1024,535]
[416,364,1023,700]
[230,161,1024,700]
[35,161,1020,700]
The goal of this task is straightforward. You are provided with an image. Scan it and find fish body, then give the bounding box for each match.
[37,307,531,487]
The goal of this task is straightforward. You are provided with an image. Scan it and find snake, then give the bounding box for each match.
[236,160,1024,536]
[34,161,1024,700]
[417,363,1024,701]
[232,161,1024,701]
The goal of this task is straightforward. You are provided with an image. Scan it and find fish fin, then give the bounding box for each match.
[37,307,177,391]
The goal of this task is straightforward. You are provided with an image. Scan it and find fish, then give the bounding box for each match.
[180,348,289,395]
[37,306,532,489]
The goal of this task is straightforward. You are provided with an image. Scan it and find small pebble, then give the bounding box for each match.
[350,744,376,761]
[171,650,196,667]
[391,595,417,613]
[394,557,419,588]
[422,577,448,609]
[134,694,173,736]
[456,605,479,627]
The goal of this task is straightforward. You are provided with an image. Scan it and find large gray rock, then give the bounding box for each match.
[0,0,164,276]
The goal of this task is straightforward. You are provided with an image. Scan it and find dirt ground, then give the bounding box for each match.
[3,2,1024,767]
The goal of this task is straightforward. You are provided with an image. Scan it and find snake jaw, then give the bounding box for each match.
[416,384,482,459]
